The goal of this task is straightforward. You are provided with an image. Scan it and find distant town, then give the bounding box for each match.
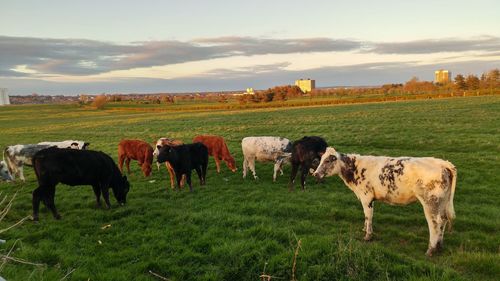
[1,68,498,106]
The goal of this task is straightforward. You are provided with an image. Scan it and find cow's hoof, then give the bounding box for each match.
[364,234,373,241]
[32,216,39,223]
[426,248,436,257]
[54,214,62,220]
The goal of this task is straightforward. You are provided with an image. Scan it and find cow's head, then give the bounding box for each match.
[0,161,13,182]
[157,145,175,163]
[313,147,341,179]
[112,175,130,205]
[225,156,237,172]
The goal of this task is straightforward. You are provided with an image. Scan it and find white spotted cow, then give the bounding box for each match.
[0,160,13,181]
[38,140,89,150]
[241,136,292,181]
[313,147,457,256]
[3,140,89,181]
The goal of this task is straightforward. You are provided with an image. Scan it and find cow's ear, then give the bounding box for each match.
[83,142,90,149]
[157,145,162,150]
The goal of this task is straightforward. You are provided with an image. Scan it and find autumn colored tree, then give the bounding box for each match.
[465,74,480,90]
[91,95,108,109]
[454,74,467,91]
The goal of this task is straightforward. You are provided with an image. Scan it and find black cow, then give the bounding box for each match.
[289,136,328,191]
[157,143,208,192]
[32,147,130,221]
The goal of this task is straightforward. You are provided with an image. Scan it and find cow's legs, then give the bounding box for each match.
[242,158,248,178]
[166,162,176,190]
[248,158,257,180]
[118,154,125,174]
[194,166,203,186]
[361,200,374,241]
[272,160,281,182]
[43,185,61,220]
[202,162,208,185]
[32,187,43,222]
[19,165,25,181]
[92,185,102,208]
[288,162,299,191]
[300,165,309,191]
[422,203,443,256]
[125,158,131,174]
[102,188,111,209]
[185,172,193,192]
[214,156,221,174]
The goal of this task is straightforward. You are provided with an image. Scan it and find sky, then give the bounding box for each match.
[1,0,499,95]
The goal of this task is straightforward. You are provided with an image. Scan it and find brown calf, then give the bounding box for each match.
[193,135,237,173]
[118,139,154,177]
[153,138,185,190]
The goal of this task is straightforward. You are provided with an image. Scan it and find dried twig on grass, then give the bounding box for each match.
[59,268,76,281]
[291,239,302,281]
[0,215,31,234]
[149,270,171,281]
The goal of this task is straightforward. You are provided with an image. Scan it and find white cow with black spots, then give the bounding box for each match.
[241,136,292,181]
[3,140,89,181]
[313,147,457,256]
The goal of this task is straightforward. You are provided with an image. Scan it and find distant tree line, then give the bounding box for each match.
[236,85,304,104]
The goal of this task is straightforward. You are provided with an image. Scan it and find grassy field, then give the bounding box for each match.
[0,96,499,280]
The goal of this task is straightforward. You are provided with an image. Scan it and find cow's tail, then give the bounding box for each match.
[445,163,457,231]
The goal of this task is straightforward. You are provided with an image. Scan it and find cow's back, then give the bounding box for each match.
[242,136,291,161]
[34,148,117,186]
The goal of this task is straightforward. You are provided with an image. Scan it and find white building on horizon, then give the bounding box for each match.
[0,88,10,106]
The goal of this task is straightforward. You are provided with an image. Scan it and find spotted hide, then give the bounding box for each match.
[241,136,292,181]
[3,144,54,181]
[313,147,457,256]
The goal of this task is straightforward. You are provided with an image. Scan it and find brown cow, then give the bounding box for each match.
[193,135,237,173]
[118,140,154,177]
[153,137,185,190]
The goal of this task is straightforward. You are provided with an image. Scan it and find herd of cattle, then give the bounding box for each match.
[0,135,457,256]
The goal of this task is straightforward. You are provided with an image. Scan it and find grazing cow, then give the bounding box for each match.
[157,143,208,192]
[3,144,54,181]
[193,135,237,173]
[32,147,130,221]
[312,147,457,256]
[153,137,185,189]
[0,161,13,181]
[241,136,292,181]
[289,136,328,191]
[118,139,154,177]
[38,140,89,150]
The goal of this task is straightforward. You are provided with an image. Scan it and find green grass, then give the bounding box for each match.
[0,96,499,280]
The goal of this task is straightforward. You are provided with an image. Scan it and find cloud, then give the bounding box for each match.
[0,36,361,77]
[3,59,498,95]
[369,36,500,54]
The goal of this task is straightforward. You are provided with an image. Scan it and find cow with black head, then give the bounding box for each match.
[32,147,129,221]
[157,142,208,192]
[289,136,328,191]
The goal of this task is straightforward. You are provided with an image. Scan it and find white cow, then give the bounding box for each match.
[241,136,292,181]
[38,140,89,150]
[313,147,457,256]
[0,160,12,181]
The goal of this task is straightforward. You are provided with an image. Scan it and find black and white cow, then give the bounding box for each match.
[241,136,292,182]
[38,140,89,150]
[313,147,457,256]
[3,144,54,181]
[157,143,209,192]
[32,147,129,221]
[0,160,13,181]
[289,136,328,191]
[3,140,88,181]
